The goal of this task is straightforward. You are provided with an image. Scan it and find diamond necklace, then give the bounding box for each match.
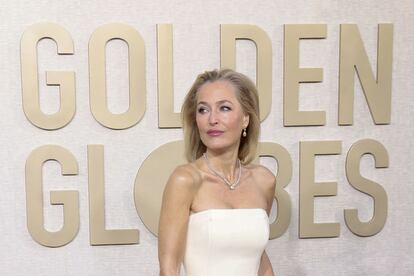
[203,153,242,190]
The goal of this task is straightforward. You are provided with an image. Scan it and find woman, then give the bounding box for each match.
[158,69,275,276]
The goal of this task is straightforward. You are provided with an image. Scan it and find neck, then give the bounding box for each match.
[204,148,240,181]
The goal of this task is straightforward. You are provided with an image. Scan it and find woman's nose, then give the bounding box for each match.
[208,110,218,125]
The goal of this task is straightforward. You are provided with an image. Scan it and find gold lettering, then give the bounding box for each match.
[157,24,182,128]
[89,23,146,129]
[339,24,393,125]
[299,141,341,238]
[25,145,79,247]
[220,24,272,121]
[134,141,186,235]
[344,139,388,236]
[256,142,292,239]
[284,24,326,126]
[21,23,75,130]
[87,145,139,245]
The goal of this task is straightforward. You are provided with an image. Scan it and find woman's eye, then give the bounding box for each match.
[198,107,208,113]
[220,106,231,111]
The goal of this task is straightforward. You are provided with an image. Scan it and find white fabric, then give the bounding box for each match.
[184,209,269,276]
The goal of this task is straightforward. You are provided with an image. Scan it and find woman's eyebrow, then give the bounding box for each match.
[216,100,233,105]
[197,100,233,106]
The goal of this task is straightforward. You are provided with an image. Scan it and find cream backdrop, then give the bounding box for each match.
[1,0,413,275]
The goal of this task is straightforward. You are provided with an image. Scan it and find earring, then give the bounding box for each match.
[242,128,247,137]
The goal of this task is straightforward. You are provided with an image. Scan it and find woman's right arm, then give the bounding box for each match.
[158,166,197,276]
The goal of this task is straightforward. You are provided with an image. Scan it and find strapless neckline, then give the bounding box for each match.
[190,208,268,217]
[185,207,270,276]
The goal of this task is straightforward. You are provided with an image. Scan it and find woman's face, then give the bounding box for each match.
[196,80,249,153]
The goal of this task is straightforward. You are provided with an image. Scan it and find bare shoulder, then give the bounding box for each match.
[245,164,276,211]
[160,163,202,216]
[245,163,276,190]
[166,163,202,192]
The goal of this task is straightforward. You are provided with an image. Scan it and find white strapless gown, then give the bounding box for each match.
[183,208,269,276]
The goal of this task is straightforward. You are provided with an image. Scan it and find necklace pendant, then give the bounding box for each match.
[203,152,242,190]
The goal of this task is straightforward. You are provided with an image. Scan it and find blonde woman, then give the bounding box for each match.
[158,69,275,276]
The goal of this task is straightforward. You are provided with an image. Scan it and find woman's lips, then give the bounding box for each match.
[207,130,224,136]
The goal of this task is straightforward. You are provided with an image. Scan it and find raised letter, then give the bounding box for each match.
[89,23,146,129]
[21,23,75,130]
[256,142,292,239]
[157,24,181,128]
[284,24,326,126]
[339,24,393,125]
[134,141,186,236]
[345,139,388,236]
[299,141,341,238]
[25,145,79,247]
[221,24,272,121]
[88,145,139,245]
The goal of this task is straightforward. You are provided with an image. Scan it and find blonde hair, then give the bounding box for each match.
[181,69,260,164]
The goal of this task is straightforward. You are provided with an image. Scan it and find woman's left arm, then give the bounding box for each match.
[257,165,277,276]
[259,251,275,276]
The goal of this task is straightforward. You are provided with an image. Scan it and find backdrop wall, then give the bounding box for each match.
[1,0,413,275]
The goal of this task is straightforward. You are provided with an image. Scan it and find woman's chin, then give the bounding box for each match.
[203,141,239,153]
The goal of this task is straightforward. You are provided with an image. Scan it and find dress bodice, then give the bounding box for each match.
[183,208,269,276]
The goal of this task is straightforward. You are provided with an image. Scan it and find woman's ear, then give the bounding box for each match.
[243,114,249,129]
